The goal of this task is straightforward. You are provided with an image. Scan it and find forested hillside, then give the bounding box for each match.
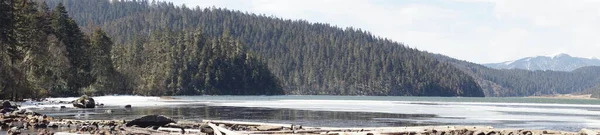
[45,0,485,97]
[591,90,600,99]
[0,0,282,100]
[113,30,284,96]
[0,0,119,100]
[433,54,600,97]
[582,85,600,99]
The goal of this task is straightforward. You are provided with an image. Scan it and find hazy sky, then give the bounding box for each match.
[164,0,600,63]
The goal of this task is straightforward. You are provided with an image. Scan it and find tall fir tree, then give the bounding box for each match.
[51,3,93,96]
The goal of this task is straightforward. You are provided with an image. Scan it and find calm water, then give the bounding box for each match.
[27,96,600,132]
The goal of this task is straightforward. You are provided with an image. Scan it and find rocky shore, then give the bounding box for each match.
[1,99,599,135]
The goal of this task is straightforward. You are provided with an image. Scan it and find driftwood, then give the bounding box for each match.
[208,123,225,135]
[214,124,242,135]
[54,132,92,135]
[581,128,599,135]
[239,129,339,134]
[157,127,202,133]
[61,119,125,124]
[202,120,293,128]
[124,127,170,134]
[22,118,600,135]
[203,120,294,128]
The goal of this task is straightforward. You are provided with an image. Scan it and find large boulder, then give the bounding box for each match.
[1,101,18,113]
[126,115,176,128]
[73,95,95,108]
[3,101,12,108]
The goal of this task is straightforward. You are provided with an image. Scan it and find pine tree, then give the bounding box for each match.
[51,3,93,96]
[86,28,117,95]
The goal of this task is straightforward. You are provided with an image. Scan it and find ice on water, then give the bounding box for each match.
[207,98,600,130]
[23,95,200,109]
[20,96,600,131]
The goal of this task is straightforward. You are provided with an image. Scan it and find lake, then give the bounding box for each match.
[26,96,600,132]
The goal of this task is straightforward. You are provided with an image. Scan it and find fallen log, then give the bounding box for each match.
[207,122,244,135]
[123,127,170,134]
[203,120,293,128]
[580,128,599,135]
[239,129,340,134]
[212,123,243,135]
[208,123,224,135]
[157,126,202,133]
[54,132,92,135]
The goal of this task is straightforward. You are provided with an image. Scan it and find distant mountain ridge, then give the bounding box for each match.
[433,54,600,97]
[484,54,600,71]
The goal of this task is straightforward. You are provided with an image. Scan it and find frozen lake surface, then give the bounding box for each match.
[24,96,600,131]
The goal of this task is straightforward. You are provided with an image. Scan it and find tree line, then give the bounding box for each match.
[433,54,600,97]
[0,0,282,100]
[44,0,485,97]
[1,0,114,100]
[582,84,600,99]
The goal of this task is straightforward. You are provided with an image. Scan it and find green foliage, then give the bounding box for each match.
[120,30,283,95]
[51,3,94,96]
[582,84,600,99]
[0,1,126,99]
[88,28,122,95]
[1,0,56,100]
[44,0,485,97]
[1,0,284,99]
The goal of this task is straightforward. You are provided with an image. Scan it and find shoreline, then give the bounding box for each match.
[527,94,596,99]
[4,96,600,134]
[1,102,599,135]
[4,111,600,135]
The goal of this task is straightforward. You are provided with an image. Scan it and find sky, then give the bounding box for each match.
[163,0,600,64]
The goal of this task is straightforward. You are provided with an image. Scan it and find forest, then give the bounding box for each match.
[583,85,600,98]
[0,0,283,100]
[433,54,600,97]
[0,0,488,99]
[43,0,486,97]
[3,0,597,99]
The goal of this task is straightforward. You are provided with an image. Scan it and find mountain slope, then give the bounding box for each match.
[582,84,600,99]
[484,54,600,71]
[46,0,485,97]
[434,54,600,97]
[0,1,284,99]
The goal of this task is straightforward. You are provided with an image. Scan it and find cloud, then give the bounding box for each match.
[164,0,600,63]
[487,0,600,61]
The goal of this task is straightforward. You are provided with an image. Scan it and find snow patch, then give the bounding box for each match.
[502,60,515,65]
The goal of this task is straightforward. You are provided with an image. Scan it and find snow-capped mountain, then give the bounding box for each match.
[484,54,600,71]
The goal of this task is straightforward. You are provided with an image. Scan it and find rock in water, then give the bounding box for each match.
[3,101,12,108]
[126,115,175,128]
[2,101,17,113]
[73,95,96,108]
[85,98,95,108]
